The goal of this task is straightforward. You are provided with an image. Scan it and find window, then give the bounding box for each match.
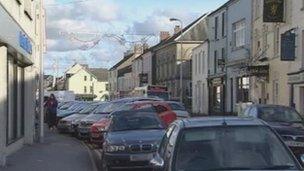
[7,57,25,144]
[221,48,225,72]
[195,54,198,75]
[84,86,87,93]
[233,20,246,48]
[90,76,93,81]
[302,30,304,67]
[214,51,217,74]
[202,51,205,73]
[273,80,279,104]
[90,86,93,93]
[274,26,280,56]
[84,76,87,81]
[237,77,250,102]
[24,0,33,20]
[222,12,225,37]
[302,0,304,10]
[215,16,218,40]
[198,52,201,74]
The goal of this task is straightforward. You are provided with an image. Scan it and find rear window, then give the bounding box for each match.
[170,103,186,111]
[175,126,298,171]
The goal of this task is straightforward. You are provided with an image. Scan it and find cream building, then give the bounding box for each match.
[192,41,209,115]
[251,0,304,114]
[65,64,109,101]
[0,0,46,166]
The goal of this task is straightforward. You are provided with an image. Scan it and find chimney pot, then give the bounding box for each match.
[160,31,170,41]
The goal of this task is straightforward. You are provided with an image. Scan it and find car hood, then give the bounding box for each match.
[173,110,190,118]
[80,114,108,123]
[268,122,304,135]
[57,110,75,117]
[107,129,165,145]
[61,114,87,122]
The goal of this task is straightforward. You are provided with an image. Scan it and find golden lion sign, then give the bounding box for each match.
[263,0,285,23]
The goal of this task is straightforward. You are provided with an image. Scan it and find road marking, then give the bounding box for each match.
[81,141,98,171]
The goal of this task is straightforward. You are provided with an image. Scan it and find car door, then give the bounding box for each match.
[164,125,180,171]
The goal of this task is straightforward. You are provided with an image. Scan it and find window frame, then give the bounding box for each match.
[215,16,219,40]
[233,19,246,48]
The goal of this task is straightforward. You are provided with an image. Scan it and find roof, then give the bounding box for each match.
[154,13,208,49]
[89,68,108,82]
[180,117,266,128]
[208,0,234,17]
[109,53,134,71]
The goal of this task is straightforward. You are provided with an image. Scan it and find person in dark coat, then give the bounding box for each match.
[45,94,58,130]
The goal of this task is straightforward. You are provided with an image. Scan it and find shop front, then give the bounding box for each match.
[288,70,304,115]
[208,76,226,115]
[0,4,34,166]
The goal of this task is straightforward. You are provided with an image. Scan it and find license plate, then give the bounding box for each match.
[285,141,304,147]
[130,154,153,161]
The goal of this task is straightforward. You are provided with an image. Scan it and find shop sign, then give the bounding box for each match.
[288,72,304,84]
[245,65,269,77]
[19,31,32,54]
[281,30,296,61]
[263,0,285,23]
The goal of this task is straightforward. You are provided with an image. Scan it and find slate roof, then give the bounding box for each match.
[89,68,108,82]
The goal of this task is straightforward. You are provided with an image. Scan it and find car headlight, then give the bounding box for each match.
[106,145,125,152]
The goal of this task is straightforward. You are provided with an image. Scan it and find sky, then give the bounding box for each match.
[44,0,228,76]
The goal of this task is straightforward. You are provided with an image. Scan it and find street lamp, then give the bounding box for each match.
[169,18,184,103]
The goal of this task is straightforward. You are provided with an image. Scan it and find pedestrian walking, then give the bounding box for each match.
[45,94,58,130]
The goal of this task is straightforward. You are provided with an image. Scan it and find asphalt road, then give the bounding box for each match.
[1,129,96,171]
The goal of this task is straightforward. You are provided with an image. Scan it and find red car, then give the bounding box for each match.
[90,117,110,146]
[89,101,177,146]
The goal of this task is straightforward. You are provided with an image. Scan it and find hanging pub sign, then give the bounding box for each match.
[281,29,296,61]
[263,0,285,23]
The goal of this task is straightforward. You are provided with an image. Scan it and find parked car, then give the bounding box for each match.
[57,102,101,134]
[90,117,111,146]
[150,117,303,171]
[167,101,190,118]
[102,110,166,170]
[243,104,304,164]
[57,102,88,121]
[117,101,177,126]
[77,102,113,139]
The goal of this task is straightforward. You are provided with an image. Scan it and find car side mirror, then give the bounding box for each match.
[150,153,164,170]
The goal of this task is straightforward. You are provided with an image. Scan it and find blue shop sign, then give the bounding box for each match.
[19,31,32,54]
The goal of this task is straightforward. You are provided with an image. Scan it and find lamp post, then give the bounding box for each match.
[170,18,184,103]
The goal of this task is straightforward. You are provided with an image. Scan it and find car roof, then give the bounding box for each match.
[250,104,293,109]
[178,117,267,128]
[126,100,168,105]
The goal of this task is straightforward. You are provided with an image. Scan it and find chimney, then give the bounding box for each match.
[174,25,181,34]
[160,31,170,41]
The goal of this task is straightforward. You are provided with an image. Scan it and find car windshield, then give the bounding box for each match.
[169,103,186,111]
[110,111,164,132]
[147,91,169,100]
[175,126,298,171]
[79,104,97,114]
[93,103,112,114]
[67,103,81,111]
[59,102,74,110]
[259,107,303,123]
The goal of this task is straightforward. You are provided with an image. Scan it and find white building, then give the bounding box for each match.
[0,0,46,166]
[192,41,209,115]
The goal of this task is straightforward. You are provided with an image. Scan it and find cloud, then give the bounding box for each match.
[128,10,201,35]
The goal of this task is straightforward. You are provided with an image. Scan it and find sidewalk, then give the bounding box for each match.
[0,129,96,171]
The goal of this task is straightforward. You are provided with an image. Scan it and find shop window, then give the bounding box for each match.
[237,77,250,103]
[7,57,25,144]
